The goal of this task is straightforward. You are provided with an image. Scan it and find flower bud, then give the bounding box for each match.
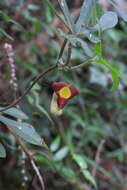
[50,92,63,115]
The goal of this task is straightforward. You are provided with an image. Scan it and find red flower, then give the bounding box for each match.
[50,82,79,115]
[53,82,79,109]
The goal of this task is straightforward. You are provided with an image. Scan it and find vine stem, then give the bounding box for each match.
[0,37,68,113]
[57,38,67,61]
[0,57,96,112]
[87,139,105,190]
[58,57,97,71]
[69,57,96,70]
[0,64,57,112]
[65,42,72,66]
[92,139,105,178]
[9,128,45,190]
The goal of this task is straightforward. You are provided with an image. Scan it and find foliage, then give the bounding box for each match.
[0,0,127,190]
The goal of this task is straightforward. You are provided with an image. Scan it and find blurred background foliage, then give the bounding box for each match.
[0,0,127,190]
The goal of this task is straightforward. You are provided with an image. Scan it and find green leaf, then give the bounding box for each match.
[2,11,10,21]
[42,0,69,31]
[82,170,97,188]
[28,4,40,11]
[54,163,76,182]
[72,154,88,169]
[78,29,101,43]
[0,107,28,120]
[27,90,53,122]
[94,42,102,56]
[87,33,100,43]
[61,167,76,181]
[117,8,127,22]
[0,115,43,146]
[66,109,85,127]
[31,83,41,91]
[96,58,127,82]
[8,19,25,31]
[0,143,6,158]
[76,0,95,32]
[58,0,74,32]
[108,0,127,22]
[37,105,53,122]
[95,11,118,31]
[53,146,69,161]
[23,10,37,23]
[72,154,97,188]
[59,30,92,56]
[96,58,126,90]
[50,136,61,152]
[45,5,53,22]
[0,28,13,40]
[110,71,120,91]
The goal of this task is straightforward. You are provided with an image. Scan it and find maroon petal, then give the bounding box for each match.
[69,85,79,98]
[57,96,68,109]
[53,82,67,92]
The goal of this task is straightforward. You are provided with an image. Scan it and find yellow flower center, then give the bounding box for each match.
[59,87,71,99]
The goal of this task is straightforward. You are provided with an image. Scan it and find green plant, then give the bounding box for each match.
[1,0,127,190]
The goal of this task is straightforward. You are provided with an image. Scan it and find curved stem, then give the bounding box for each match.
[9,128,45,190]
[69,57,96,70]
[57,38,67,61]
[0,36,69,113]
[65,42,72,65]
[0,64,57,112]
[59,57,96,71]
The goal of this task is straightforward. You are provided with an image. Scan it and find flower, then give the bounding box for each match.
[50,82,79,115]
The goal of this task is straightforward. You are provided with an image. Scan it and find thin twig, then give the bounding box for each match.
[0,57,96,112]
[70,57,96,70]
[30,160,45,190]
[57,38,68,61]
[0,56,97,112]
[4,42,45,189]
[0,36,68,112]
[58,57,96,71]
[92,139,105,178]
[88,139,105,190]
[0,64,57,112]
[9,128,45,190]
[65,42,72,65]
